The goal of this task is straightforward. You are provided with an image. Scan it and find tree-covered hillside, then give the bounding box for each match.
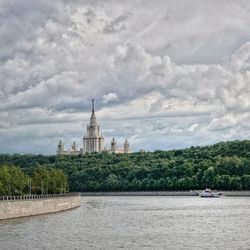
[0,140,250,192]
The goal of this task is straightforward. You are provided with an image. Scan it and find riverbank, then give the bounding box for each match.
[81,191,250,197]
[0,193,81,220]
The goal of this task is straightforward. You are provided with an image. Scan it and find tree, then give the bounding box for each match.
[229,177,242,190]
[241,175,250,190]
[104,174,119,190]
[202,166,215,188]
[32,167,68,194]
[0,165,29,195]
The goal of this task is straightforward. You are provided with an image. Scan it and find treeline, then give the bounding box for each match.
[0,165,68,196]
[0,140,250,192]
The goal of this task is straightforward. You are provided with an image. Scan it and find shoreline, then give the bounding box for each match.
[81,191,250,197]
[0,194,81,221]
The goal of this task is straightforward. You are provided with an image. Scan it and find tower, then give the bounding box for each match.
[72,141,77,151]
[123,139,130,153]
[83,99,104,153]
[57,140,64,155]
[110,137,118,153]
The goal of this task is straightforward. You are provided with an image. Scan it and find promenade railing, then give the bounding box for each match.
[0,193,80,202]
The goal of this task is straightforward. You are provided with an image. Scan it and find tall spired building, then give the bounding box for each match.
[56,99,131,155]
[83,99,104,153]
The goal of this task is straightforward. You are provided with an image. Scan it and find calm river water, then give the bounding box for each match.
[0,196,250,250]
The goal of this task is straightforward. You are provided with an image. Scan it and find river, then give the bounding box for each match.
[0,196,249,249]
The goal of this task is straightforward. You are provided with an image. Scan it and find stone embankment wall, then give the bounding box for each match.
[0,194,81,220]
[223,191,250,196]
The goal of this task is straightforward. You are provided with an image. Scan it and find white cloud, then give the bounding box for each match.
[102,93,118,104]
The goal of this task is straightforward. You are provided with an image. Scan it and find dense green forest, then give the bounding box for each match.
[0,165,68,196]
[0,140,250,193]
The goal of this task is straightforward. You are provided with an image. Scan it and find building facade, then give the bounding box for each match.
[107,138,131,154]
[56,140,81,155]
[83,99,104,153]
[57,99,131,155]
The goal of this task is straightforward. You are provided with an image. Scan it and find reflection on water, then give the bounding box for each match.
[0,196,250,250]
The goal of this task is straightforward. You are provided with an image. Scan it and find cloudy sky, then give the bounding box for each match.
[1,0,250,154]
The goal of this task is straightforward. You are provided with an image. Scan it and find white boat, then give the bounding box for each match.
[200,189,222,198]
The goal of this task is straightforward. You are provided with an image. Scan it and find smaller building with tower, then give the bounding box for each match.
[107,137,131,154]
[57,99,131,155]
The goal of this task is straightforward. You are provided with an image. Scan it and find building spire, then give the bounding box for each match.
[92,99,95,114]
[90,99,97,126]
